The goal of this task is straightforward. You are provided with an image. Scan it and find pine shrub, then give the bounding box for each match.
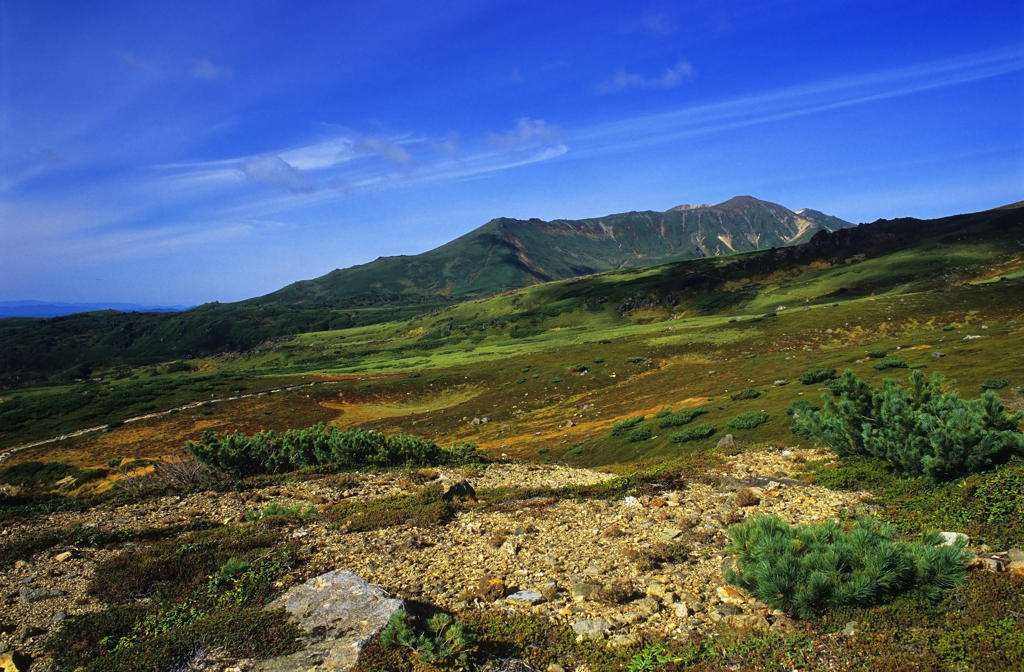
[725,515,970,618]
[795,369,1024,481]
[669,423,715,443]
[800,368,837,385]
[873,355,908,371]
[785,400,819,417]
[981,378,1009,390]
[628,427,652,443]
[187,424,481,477]
[657,407,707,428]
[612,416,645,435]
[730,388,761,401]
[380,611,477,667]
[726,411,770,430]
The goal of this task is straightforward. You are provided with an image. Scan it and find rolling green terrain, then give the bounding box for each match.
[2,199,1024,672]
[0,196,850,385]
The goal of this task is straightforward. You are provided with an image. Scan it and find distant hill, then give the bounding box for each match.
[5,197,1021,385]
[252,196,853,307]
[0,301,192,319]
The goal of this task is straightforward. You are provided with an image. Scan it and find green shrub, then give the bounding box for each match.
[592,358,604,364]
[868,350,888,359]
[515,377,527,384]
[795,369,1024,481]
[188,423,481,477]
[657,407,707,428]
[626,357,645,364]
[785,400,819,417]
[549,377,562,383]
[669,424,715,443]
[166,361,191,373]
[628,427,652,443]
[612,416,645,435]
[725,515,970,618]
[981,378,1009,390]
[873,355,908,371]
[942,325,956,331]
[567,364,588,374]
[730,388,761,401]
[380,611,477,667]
[800,368,837,385]
[726,411,770,430]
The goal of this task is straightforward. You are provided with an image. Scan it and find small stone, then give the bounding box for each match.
[500,539,519,556]
[570,580,601,601]
[19,588,64,604]
[476,575,507,601]
[632,596,660,618]
[0,652,21,672]
[584,565,602,576]
[547,665,566,672]
[716,585,745,605]
[53,610,67,623]
[717,434,738,448]
[659,527,682,541]
[607,633,639,648]
[541,582,559,601]
[939,531,969,547]
[572,619,610,640]
[622,496,641,507]
[506,590,545,606]
[841,620,858,637]
[440,478,477,502]
[931,352,945,358]
[1007,548,1024,564]
[54,551,73,563]
[650,498,666,508]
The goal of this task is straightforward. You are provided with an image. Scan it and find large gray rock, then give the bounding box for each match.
[571,619,610,639]
[257,570,404,672]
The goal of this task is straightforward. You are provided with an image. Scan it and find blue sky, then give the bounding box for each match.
[1,1,1022,305]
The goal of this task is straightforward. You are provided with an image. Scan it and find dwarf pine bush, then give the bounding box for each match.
[725,515,970,618]
[380,611,477,667]
[800,368,837,385]
[727,411,770,430]
[188,424,481,477]
[795,369,1024,481]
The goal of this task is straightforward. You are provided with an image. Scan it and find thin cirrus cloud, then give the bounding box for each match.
[353,137,417,166]
[238,154,317,193]
[487,118,562,150]
[600,61,695,92]
[190,58,233,80]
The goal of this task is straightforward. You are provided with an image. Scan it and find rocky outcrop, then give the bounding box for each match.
[257,570,404,672]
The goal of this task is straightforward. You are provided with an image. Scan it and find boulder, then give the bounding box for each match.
[18,588,63,604]
[939,531,969,547]
[440,479,477,503]
[506,590,545,606]
[256,570,404,672]
[572,619,610,640]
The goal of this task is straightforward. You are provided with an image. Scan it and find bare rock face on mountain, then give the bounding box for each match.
[257,570,404,672]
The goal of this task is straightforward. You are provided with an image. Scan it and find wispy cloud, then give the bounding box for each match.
[353,137,416,166]
[112,49,158,76]
[238,155,316,193]
[582,47,1024,153]
[190,58,233,80]
[641,12,676,35]
[600,60,694,92]
[487,118,562,150]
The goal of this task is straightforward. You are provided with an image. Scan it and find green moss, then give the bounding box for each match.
[327,483,456,533]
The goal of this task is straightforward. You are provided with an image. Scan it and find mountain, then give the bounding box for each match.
[0,301,193,319]
[10,196,1021,385]
[252,196,853,307]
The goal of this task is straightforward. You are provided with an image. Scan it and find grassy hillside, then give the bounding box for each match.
[255,196,853,305]
[2,200,1024,672]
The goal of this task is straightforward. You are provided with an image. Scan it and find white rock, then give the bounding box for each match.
[257,570,404,672]
[939,531,970,547]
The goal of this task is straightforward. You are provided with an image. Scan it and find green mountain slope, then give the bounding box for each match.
[254,196,853,306]
[4,199,1021,386]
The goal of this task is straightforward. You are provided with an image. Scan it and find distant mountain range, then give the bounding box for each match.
[252,196,854,307]
[0,301,192,319]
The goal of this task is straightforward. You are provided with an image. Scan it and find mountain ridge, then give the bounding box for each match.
[252,195,853,307]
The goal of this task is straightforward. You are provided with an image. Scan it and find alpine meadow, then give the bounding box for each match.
[2,3,1023,672]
